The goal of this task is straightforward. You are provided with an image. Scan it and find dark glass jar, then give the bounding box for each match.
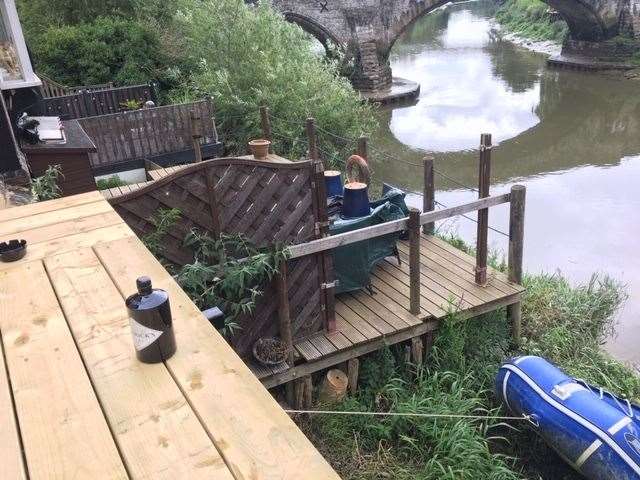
[125,276,176,363]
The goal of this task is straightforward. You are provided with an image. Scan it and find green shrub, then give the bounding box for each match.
[496,0,568,43]
[95,176,129,190]
[30,164,63,201]
[170,0,376,164]
[27,16,167,86]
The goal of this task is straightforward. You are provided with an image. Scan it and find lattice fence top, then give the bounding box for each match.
[107,157,328,356]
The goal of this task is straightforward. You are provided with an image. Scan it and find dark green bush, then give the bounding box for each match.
[29,16,166,86]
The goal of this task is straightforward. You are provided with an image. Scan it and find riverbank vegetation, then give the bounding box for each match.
[299,237,638,479]
[496,0,568,43]
[17,0,375,162]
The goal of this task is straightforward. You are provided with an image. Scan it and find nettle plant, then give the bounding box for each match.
[30,164,63,201]
[143,208,289,336]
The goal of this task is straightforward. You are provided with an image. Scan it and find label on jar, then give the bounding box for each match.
[129,318,163,351]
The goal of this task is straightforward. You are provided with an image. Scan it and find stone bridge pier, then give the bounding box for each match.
[271,0,450,95]
[269,0,640,95]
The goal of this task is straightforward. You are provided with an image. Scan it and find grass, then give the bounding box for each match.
[96,175,128,190]
[298,236,638,479]
[496,0,568,43]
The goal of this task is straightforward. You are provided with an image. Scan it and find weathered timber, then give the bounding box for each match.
[357,136,369,160]
[259,106,273,152]
[507,185,526,345]
[347,358,359,395]
[476,133,492,285]
[276,262,295,364]
[287,193,511,259]
[411,337,424,367]
[423,156,435,235]
[306,118,320,163]
[190,111,204,163]
[409,208,421,315]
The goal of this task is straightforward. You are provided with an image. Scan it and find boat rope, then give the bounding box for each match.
[575,379,636,418]
[284,409,532,422]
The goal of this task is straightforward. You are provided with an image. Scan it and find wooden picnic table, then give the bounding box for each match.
[0,191,339,479]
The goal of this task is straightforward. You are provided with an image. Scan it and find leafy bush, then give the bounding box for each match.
[170,0,376,164]
[496,0,568,43]
[28,16,166,86]
[30,164,63,201]
[96,175,129,190]
[176,230,289,336]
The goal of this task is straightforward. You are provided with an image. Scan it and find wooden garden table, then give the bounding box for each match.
[0,191,339,479]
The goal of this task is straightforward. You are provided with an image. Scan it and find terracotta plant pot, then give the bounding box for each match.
[248,139,271,160]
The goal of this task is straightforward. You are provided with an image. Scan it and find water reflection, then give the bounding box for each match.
[388,4,543,151]
[374,0,640,364]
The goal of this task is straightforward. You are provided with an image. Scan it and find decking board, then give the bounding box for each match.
[261,234,524,381]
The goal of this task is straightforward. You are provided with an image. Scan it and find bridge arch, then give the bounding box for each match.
[540,0,613,41]
[282,12,344,53]
[382,0,452,58]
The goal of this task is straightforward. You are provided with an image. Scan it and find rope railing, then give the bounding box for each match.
[259,104,527,345]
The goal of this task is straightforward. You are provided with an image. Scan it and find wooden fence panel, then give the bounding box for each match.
[40,84,157,119]
[107,158,330,357]
[78,100,218,171]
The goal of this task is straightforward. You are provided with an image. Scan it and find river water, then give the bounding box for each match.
[372,0,640,366]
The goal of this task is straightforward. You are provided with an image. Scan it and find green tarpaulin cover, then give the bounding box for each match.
[330,188,409,294]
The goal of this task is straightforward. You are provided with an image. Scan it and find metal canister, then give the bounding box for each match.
[125,276,176,363]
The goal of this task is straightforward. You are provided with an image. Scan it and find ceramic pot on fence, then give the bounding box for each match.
[248,139,271,160]
[342,182,370,218]
[324,170,343,198]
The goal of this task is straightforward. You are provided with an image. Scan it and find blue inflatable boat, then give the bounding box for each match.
[496,356,640,480]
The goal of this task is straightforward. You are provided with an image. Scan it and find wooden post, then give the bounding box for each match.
[275,262,294,365]
[190,111,204,163]
[259,106,272,152]
[475,133,492,285]
[303,375,313,408]
[410,337,424,367]
[422,156,435,235]
[306,118,320,164]
[347,358,359,395]
[409,208,421,315]
[357,136,368,160]
[507,185,526,346]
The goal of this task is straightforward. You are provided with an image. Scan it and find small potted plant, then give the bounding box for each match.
[248,139,271,159]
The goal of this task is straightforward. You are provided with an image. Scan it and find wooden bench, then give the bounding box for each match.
[78,99,223,175]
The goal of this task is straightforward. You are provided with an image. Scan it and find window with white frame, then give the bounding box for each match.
[0,0,39,89]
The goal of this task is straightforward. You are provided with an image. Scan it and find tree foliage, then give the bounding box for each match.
[17,0,181,86]
[170,0,376,162]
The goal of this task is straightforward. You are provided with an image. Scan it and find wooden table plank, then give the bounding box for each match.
[0,223,135,271]
[0,199,114,237]
[45,249,233,480]
[95,237,340,480]
[0,330,26,480]
[0,191,104,223]
[0,261,128,479]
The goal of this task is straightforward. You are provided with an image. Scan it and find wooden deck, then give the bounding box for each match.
[95,161,524,392]
[253,234,523,388]
[0,192,339,479]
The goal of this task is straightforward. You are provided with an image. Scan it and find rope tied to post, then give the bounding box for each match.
[284,408,534,423]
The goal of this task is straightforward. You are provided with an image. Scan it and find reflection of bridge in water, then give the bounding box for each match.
[373,66,640,192]
[267,0,639,95]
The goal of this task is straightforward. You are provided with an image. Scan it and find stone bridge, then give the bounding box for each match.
[269,0,640,94]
